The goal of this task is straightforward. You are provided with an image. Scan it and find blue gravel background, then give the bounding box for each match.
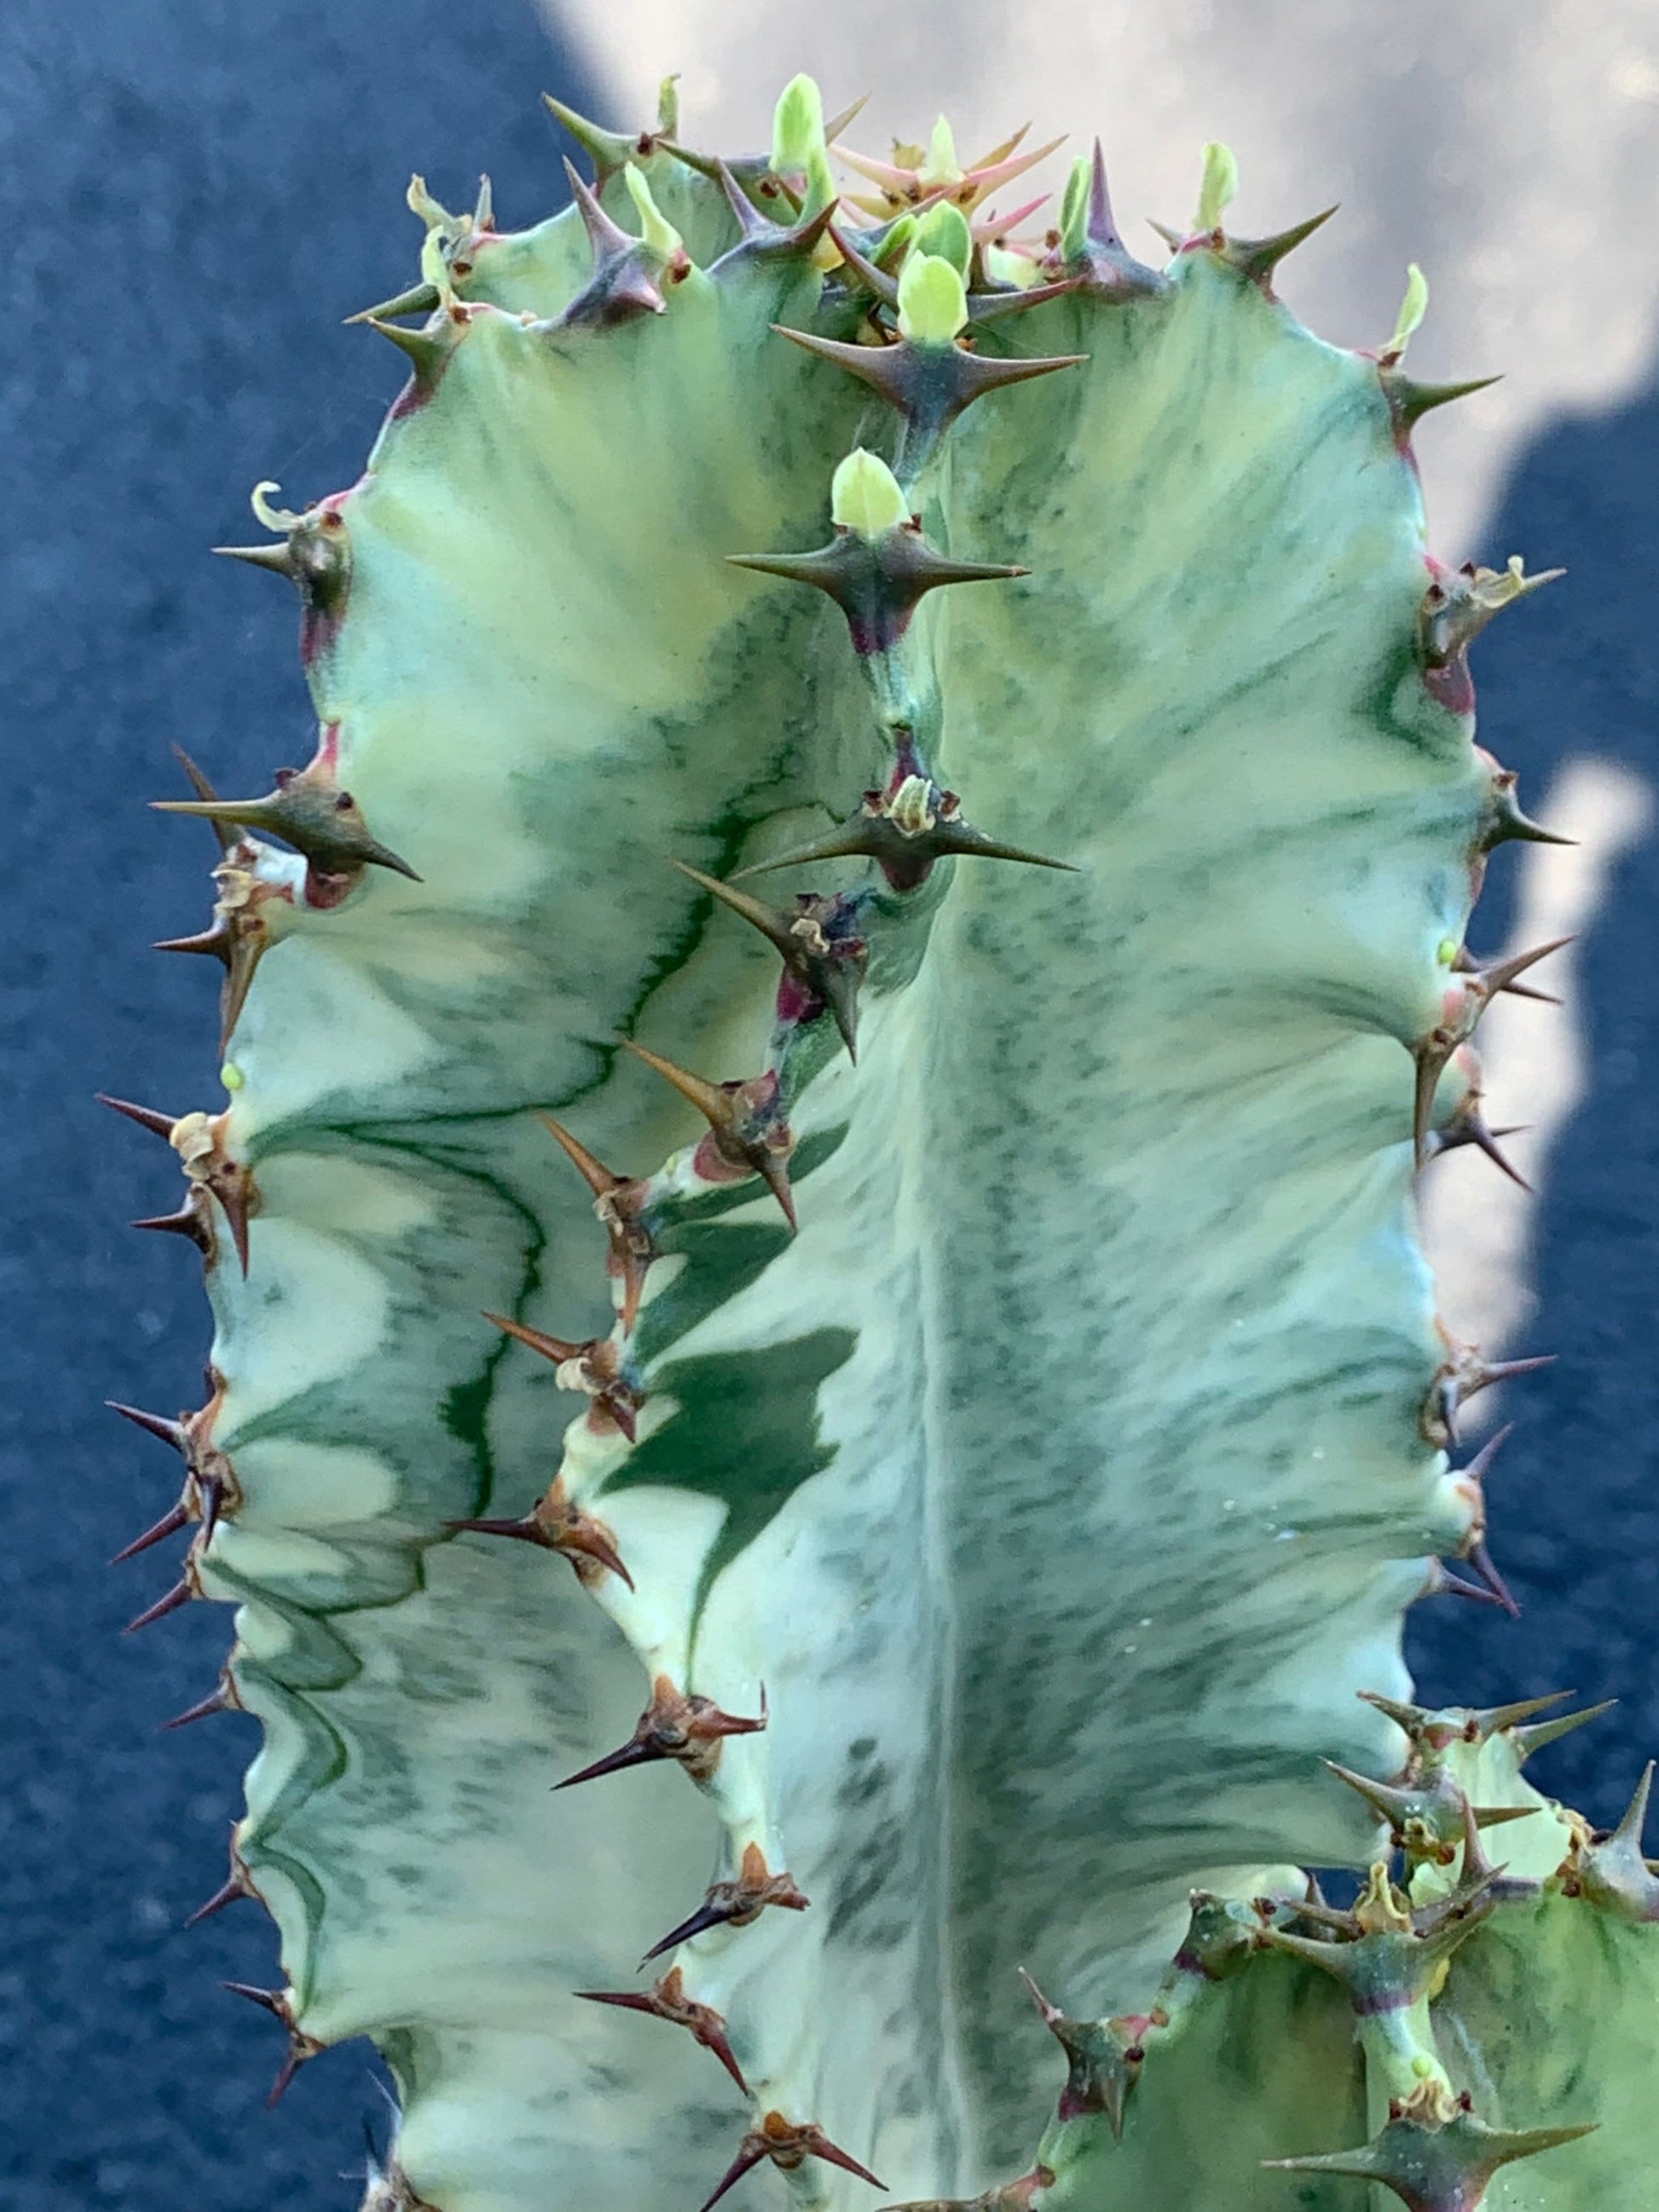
[1,3,1654,2205]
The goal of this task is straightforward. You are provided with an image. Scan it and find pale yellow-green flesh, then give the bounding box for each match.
[166,163,1652,2212]
[1038,1890,1647,2210]
[1433,1895,1659,2208]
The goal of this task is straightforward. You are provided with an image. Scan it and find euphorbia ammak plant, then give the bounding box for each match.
[101,66,1658,2212]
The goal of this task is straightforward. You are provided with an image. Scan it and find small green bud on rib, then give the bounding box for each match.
[1194,140,1240,232]
[831,447,910,536]
[897,251,969,343]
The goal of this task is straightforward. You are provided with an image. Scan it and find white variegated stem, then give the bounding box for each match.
[128,123,1646,2212]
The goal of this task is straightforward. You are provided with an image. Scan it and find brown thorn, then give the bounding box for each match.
[171,745,240,856]
[153,921,233,966]
[640,1897,731,1963]
[825,222,899,305]
[110,1501,191,1566]
[672,858,801,960]
[617,1035,734,1126]
[342,279,441,326]
[1223,205,1339,288]
[538,1112,617,1200]
[671,860,866,1059]
[132,1196,216,1256]
[710,157,774,239]
[1423,1341,1555,1449]
[223,1979,286,2017]
[732,810,1073,887]
[1384,372,1503,431]
[1017,1965,1061,2025]
[1419,1076,1534,1188]
[265,2051,303,2109]
[964,280,1081,326]
[485,1310,585,1366]
[1487,1353,1557,1385]
[771,321,1086,432]
[107,1400,186,1451]
[1609,1761,1655,1849]
[1468,1539,1530,1627]
[708,163,840,269]
[726,529,1027,657]
[754,1148,798,1232]
[552,1512,632,1588]
[1513,1700,1617,1760]
[97,1094,177,1143]
[362,315,449,387]
[214,925,269,1059]
[554,1737,662,1790]
[575,1971,751,2096]
[699,2117,884,2210]
[1412,944,1568,1164]
[446,1514,548,1545]
[1474,1353,1558,1401]
[1473,1689,1575,1732]
[697,2139,768,2212]
[214,1168,256,1279]
[1465,1538,1522,1618]
[697,2021,750,2098]
[575,1988,660,2013]
[640,1846,808,1967]
[1451,944,1559,1004]
[211,540,297,578]
[446,1494,635,1593]
[537,1114,656,1335]
[1412,1039,1448,1165]
[805,2134,887,2192]
[124,1575,197,1633]
[562,155,637,261]
[152,768,420,883]
[185,1872,252,1929]
[555,1676,767,1790]
[1453,1793,1505,1891]
[160,1679,237,1731]
[1457,1421,1515,1492]
[1423,1560,1512,1611]
[1481,935,1574,998]
[1469,1121,1533,1192]
[618,1038,798,1231]
[197,1472,227,1551]
[546,157,674,326]
[222,1984,321,2108]
[823,94,871,142]
[484,1312,641,1440]
[731,823,886,876]
[1480,766,1576,850]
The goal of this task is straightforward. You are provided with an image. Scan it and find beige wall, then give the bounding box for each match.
[552,0,1659,555]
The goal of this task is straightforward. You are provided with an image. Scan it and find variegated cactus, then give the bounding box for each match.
[102,69,1658,2212]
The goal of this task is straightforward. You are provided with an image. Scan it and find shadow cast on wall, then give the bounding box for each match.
[0,0,1655,2201]
[1405,366,1659,1821]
